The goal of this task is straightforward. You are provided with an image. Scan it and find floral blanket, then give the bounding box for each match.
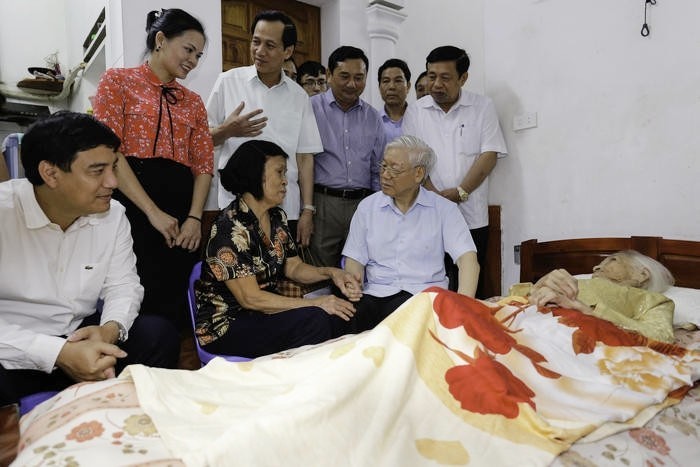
[14,289,700,466]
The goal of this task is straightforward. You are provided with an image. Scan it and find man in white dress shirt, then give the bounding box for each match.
[0,112,178,406]
[403,46,507,295]
[207,10,323,246]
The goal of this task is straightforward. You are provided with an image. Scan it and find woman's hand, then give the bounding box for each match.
[329,268,363,302]
[312,295,356,321]
[175,217,202,252]
[146,209,180,248]
[532,269,578,300]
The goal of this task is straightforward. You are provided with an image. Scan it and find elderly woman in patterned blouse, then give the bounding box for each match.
[93,9,214,329]
[195,140,362,358]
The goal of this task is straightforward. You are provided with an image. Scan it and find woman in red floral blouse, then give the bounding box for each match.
[93,8,214,328]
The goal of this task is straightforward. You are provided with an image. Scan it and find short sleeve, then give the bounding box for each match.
[206,214,257,281]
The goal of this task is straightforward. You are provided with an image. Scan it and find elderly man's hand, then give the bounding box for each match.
[329,268,363,302]
[56,338,127,382]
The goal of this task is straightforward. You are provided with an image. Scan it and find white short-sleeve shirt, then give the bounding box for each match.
[403,91,507,229]
[206,66,323,217]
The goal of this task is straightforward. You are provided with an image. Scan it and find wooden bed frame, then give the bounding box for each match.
[520,236,700,289]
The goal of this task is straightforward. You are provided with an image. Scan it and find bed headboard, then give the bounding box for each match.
[520,236,700,289]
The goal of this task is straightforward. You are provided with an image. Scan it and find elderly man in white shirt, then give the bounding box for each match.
[337,135,478,334]
[0,112,179,406]
[207,10,322,246]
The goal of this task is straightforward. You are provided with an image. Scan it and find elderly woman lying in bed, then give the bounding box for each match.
[510,250,675,342]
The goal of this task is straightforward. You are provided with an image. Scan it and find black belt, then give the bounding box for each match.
[314,184,371,200]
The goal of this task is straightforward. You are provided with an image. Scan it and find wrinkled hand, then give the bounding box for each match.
[222,101,267,138]
[313,295,356,321]
[438,188,460,203]
[296,211,314,247]
[532,269,578,300]
[57,337,127,382]
[68,324,118,345]
[330,268,363,302]
[175,217,202,252]
[147,209,180,247]
[529,285,592,314]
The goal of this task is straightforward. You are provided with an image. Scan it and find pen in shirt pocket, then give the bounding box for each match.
[460,124,464,136]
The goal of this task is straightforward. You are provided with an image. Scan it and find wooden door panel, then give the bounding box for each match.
[221,0,321,72]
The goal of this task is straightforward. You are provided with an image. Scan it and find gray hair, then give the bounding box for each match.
[384,135,435,181]
[615,250,675,293]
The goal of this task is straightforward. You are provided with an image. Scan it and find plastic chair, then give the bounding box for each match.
[187,261,251,366]
[19,391,58,416]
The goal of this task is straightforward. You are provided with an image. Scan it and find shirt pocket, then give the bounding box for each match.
[456,124,482,158]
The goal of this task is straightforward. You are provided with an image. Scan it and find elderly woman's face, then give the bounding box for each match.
[592,255,646,287]
[261,155,288,206]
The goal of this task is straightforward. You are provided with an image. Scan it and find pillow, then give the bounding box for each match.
[663,286,700,326]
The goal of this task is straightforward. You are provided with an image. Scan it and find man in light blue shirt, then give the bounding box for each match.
[338,135,478,334]
[378,58,411,144]
[310,46,386,268]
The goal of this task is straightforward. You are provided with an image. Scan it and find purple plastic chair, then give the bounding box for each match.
[19,391,58,416]
[187,261,251,366]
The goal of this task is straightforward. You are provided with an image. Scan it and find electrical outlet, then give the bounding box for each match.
[514,245,521,264]
[512,112,538,131]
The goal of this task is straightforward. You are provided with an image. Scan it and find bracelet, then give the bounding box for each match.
[187,215,202,222]
[302,204,316,214]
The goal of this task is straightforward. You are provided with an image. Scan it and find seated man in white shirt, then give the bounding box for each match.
[0,112,179,406]
[338,135,479,334]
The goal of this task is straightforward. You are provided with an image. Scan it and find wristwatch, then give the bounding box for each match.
[456,186,470,202]
[302,204,316,214]
[107,320,128,344]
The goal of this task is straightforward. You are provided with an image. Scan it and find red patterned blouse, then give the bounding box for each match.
[93,63,213,175]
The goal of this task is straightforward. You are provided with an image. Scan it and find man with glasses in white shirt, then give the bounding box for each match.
[336,135,478,334]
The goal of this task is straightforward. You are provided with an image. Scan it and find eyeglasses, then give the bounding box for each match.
[302,78,327,89]
[377,162,413,178]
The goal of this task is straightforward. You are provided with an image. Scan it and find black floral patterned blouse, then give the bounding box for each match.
[194,198,297,345]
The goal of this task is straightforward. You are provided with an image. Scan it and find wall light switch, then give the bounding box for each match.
[513,112,538,131]
[514,245,521,264]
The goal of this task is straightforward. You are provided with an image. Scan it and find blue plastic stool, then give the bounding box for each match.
[188,261,251,366]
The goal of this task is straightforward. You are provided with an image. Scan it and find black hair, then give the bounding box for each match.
[296,61,326,84]
[414,71,428,90]
[145,8,206,52]
[219,140,289,200]
[426,46,470,75]
[327,46,368,74]
[21,111,120,186]
[377,58,411,84]
[251,10,297,49]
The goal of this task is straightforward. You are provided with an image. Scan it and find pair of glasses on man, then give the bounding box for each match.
[301,78,327,89]
[377,162,414,178]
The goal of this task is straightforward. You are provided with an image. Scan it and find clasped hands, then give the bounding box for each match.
[312,269,363,322]
[55,323,127,383]
[529,269,591,314]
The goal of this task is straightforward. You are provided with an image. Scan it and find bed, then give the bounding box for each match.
[10,236,700,467]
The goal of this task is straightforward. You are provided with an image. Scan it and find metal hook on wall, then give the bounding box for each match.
[641,0,657,37]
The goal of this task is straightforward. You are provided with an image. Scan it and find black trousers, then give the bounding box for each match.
[331,291,413,337]
[202,306,333,358]
[446,225,489,297]
[0,313,179,406]
[113,157,198,330]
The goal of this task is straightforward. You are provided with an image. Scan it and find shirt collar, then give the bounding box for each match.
[419,90,473,113]
[323,88,364,112]
[18,180,100,230]
[378,186,434,212]
[140,62,178,88]
[246,65,289,90]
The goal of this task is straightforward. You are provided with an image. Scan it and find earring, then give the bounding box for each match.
[155,46,161,52]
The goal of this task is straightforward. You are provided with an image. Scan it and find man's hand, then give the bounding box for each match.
[438,188,460,203]
[220,101,267,138]
[296,210,314,247]
[56,338,127,382]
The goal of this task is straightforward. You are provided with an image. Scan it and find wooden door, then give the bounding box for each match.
[221,0,321,71]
